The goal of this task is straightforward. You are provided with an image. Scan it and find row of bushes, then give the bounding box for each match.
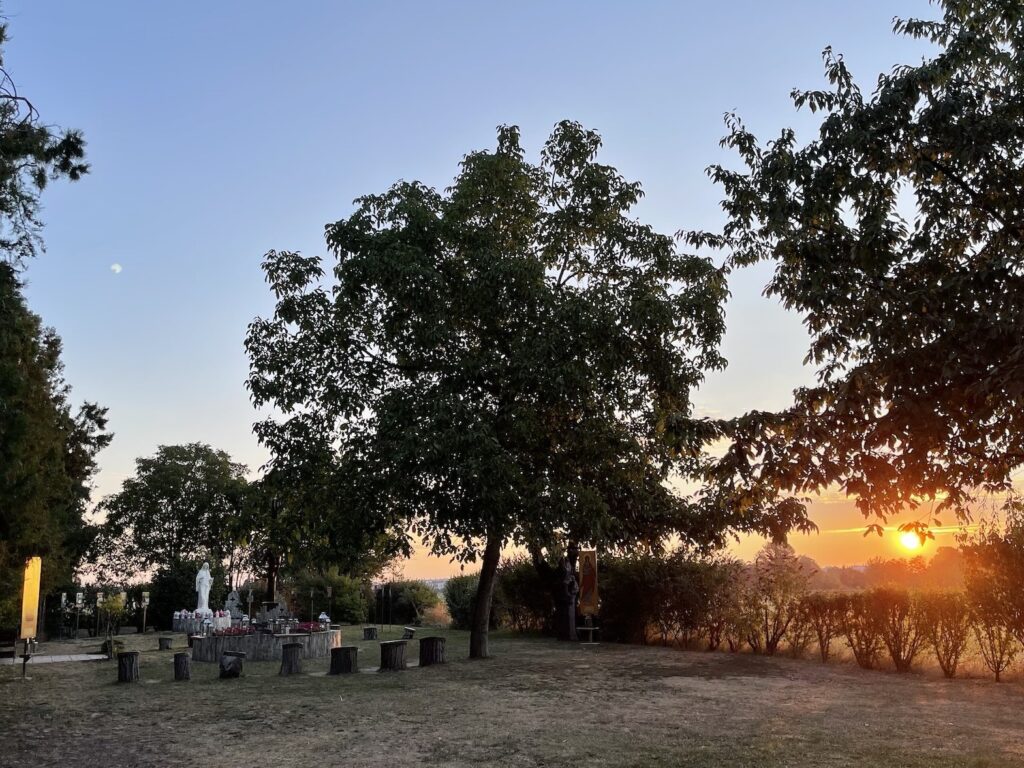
[443,544,1023,682]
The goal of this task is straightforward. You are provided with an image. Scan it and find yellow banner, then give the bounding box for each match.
[578,550,598,616]
[20,557,41,640]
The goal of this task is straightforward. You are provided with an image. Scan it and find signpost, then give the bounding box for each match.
[19,557,42,677]
[141,591,150,634]
[75,591,84,640]
[578,550,600,645]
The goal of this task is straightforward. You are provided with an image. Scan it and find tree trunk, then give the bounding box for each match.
[469,534,502,659]
[329,646,358,675]
[280,643,302,676]
[117,651,139,683]
[173,652,191,681]
[158,636,173,651]
[266,552,280,603]
[531,544,578,642]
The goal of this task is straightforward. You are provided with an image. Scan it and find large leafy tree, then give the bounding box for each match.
[94,443,249,585]
[0,266,110,626]
[0,12,102,628]
[248,122,736,658]
[0,19,87,267]
[688,0,1024,533]
[240,442,406,603]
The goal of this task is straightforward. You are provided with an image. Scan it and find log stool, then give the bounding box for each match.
[173,651,191,681]
[219,650,246,679]
[379,640,407,671]
[329,645,358,675]
[280,642,303,676]
[362,626,378,640]
[158,636,173,651]
[418,636,446,666]
[117,651,140,683]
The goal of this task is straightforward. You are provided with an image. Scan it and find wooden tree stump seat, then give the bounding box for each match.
[117,651,140,683]
[173,651,191,681]
[158,636,174,651]
[280,642,303,676]
[401,626,416,640]
[329,645,358,675]
[362,626,378,640]
[418,636,446,666]
[219,650,246,679]
[379,640,407,671]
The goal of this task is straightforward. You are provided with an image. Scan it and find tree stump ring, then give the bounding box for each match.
[173,652,191,681]
[379,640,407,671]
[280,642,303,676]
[329,645,358,675]
[418,636,446,666]
[219,650,246,679]
[117,651,140,683]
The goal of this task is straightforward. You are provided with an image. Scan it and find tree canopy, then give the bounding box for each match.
[0,12,101,629]
[0,265,109,625]
[0,19,87,267]
[93,443,248,584]
[688,0,1024,533]
[247,121,734,657]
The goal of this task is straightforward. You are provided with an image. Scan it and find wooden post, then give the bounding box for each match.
[418,636,446,666]
[173,652,191,681]
[117,651,140,683]
[280,642,303,676]
[219,650,246,679]
[362,626,378,640]
[158,636,173,651]
[401,626,416,640]
[379,640,407,671]
[329,645,358,675]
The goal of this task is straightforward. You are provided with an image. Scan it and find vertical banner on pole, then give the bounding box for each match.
[20,557,42,640]
[578,550,598,616]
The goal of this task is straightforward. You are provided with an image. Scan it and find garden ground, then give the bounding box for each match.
[2,628,1023,767]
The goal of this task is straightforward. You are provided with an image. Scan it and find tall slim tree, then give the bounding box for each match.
[247,122,764,658]
[687,0,1024,532]
[0,266,109,625]
[0,12,101,628]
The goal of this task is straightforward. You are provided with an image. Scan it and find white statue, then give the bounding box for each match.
[195,561,213,616]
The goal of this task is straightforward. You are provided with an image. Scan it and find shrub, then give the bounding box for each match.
[149,560,227,630]
[969,581,1019,682]
[839,593,883,670]
[444,574,479,630]
[286,569,368,623]
[745,544,810,656]
[375,580,440,626]
[598,554,664,645]
[801,592,844,662]
[919,591,971,679]
[867,587,927,673]
[495,556,552,632]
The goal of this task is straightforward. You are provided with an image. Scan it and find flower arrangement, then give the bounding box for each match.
[213,626,254,636]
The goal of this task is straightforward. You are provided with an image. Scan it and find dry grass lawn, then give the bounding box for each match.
[2,627,1023,767]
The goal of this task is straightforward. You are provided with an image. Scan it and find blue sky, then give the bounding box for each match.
[9,1,938,571]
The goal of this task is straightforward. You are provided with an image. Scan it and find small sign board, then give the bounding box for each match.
[142,591,150,606]
[75,592,84,607]
[19,557,42,640]
[578,550,598,616]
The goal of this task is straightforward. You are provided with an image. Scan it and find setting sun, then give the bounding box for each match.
[899,531,923,551]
